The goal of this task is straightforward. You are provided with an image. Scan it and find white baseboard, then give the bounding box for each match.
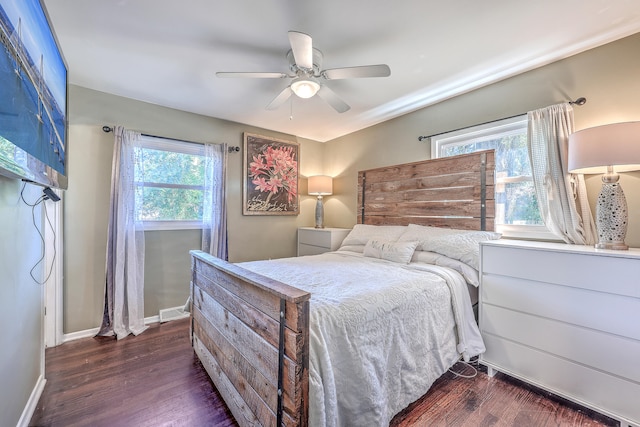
[17,375,46,427]
[61,314,181,343]
[62,326,100,343]
[145,315,160,325]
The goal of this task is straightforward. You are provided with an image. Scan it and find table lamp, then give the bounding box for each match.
[308,175,333,228]
[568,122,640,250]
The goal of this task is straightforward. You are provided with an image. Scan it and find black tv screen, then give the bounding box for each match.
[0,0,68,189]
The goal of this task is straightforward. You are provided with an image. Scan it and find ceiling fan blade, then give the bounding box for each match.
[322,64,391,80]
[216,72,288,79]
[266,86,293,110]
[288,31,313,70]
[317,85,350,113]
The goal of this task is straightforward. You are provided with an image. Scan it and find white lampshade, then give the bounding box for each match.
[568,121,640,250]
[308,175,333,195]
[568,122,640,174]
[291,78,320,99]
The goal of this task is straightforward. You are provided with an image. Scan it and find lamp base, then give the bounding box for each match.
[595,179,628,250]
[595,242,629,250]
[315,196,324,229]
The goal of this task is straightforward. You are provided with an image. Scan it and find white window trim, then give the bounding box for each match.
[137,135,206,231]
[497,224,559,241]
[141,220,203,231]
[430,115,527,159]
[431,116,560,242]
[138,135,205,156]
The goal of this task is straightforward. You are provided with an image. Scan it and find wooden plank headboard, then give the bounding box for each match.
[357,150,495,231]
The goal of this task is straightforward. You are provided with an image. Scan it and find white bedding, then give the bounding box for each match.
[238,251,485,427]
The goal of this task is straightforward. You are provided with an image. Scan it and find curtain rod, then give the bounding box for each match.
[101,125,240,153]
[417,97,587,142]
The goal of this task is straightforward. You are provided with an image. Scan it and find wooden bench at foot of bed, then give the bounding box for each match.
[190,251,310,427]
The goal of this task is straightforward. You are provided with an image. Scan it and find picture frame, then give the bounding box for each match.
[243,132,299,215]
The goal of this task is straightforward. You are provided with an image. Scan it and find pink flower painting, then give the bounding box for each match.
[243,133,299,215]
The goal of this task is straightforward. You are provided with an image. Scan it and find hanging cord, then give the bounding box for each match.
[448,355,479,379]
[20,182,58,285]
[289,96,294,120]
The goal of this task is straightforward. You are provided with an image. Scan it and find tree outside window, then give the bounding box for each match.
[134,136,205,230]
[432,116,554,240]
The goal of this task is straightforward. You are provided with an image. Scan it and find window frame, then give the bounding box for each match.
[430,116,558,241]
[136,135,206,231]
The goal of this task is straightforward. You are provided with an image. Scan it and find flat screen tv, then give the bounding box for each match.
[0,0,68,189]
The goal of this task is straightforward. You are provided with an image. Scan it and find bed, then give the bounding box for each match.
[190,150,496,427]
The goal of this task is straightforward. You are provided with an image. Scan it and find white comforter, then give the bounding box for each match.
[238,251,485,427]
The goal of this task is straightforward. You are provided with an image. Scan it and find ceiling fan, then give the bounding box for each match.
[216,31,391,113]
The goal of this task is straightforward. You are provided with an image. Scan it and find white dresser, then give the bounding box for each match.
[480,239,640,427]
[297,227,350,256]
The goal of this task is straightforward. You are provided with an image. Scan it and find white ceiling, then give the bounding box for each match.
[44,0,640,142]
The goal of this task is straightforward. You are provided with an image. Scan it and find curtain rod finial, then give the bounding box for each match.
[102,125,113,133]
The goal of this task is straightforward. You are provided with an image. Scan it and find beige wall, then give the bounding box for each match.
[324,32,640,249]
[64,124,113,333]
[0,177,45,426]
[64,86,325,333]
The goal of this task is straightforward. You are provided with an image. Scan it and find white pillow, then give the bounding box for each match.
[411,251,480,287]
[397,224,464,250]
[341,224,407,246]
[398,224,500,269]
[423,231,500,269]
[363,239,419,264]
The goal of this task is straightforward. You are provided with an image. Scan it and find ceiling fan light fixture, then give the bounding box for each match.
[217,31,389,112]
[291,78,320,99]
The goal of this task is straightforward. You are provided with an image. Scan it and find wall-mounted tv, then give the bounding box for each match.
[0,0,68,189]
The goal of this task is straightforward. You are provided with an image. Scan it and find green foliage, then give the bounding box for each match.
[504,181,542,224]
[136,148,204,185]
[0,136,30,177]
[135,147,205,221]
[442,133,542,225]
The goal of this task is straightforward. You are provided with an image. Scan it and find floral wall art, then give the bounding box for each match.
[243,132,299,215]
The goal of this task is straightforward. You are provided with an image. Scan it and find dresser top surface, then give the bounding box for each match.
[481,239,640,260]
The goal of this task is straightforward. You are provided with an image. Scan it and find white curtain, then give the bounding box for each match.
[201,143,228,259]
[527,103,597,245]
[183,143,228,314]
[98,126,148,339]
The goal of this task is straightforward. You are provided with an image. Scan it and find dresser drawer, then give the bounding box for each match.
[481,273,640,340]
[482,244,640,298]
[482,304,640,383]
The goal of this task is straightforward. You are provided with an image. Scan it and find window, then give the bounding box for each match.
[431,116,556,240]
[135,135,205,230]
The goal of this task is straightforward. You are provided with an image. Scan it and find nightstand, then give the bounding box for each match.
[297,227,351,256]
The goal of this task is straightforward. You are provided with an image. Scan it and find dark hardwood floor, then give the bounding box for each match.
[30,318,236,427]
[390,365,618,427]
[30,318,618,427]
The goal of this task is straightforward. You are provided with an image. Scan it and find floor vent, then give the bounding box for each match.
[159,306,190,323]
